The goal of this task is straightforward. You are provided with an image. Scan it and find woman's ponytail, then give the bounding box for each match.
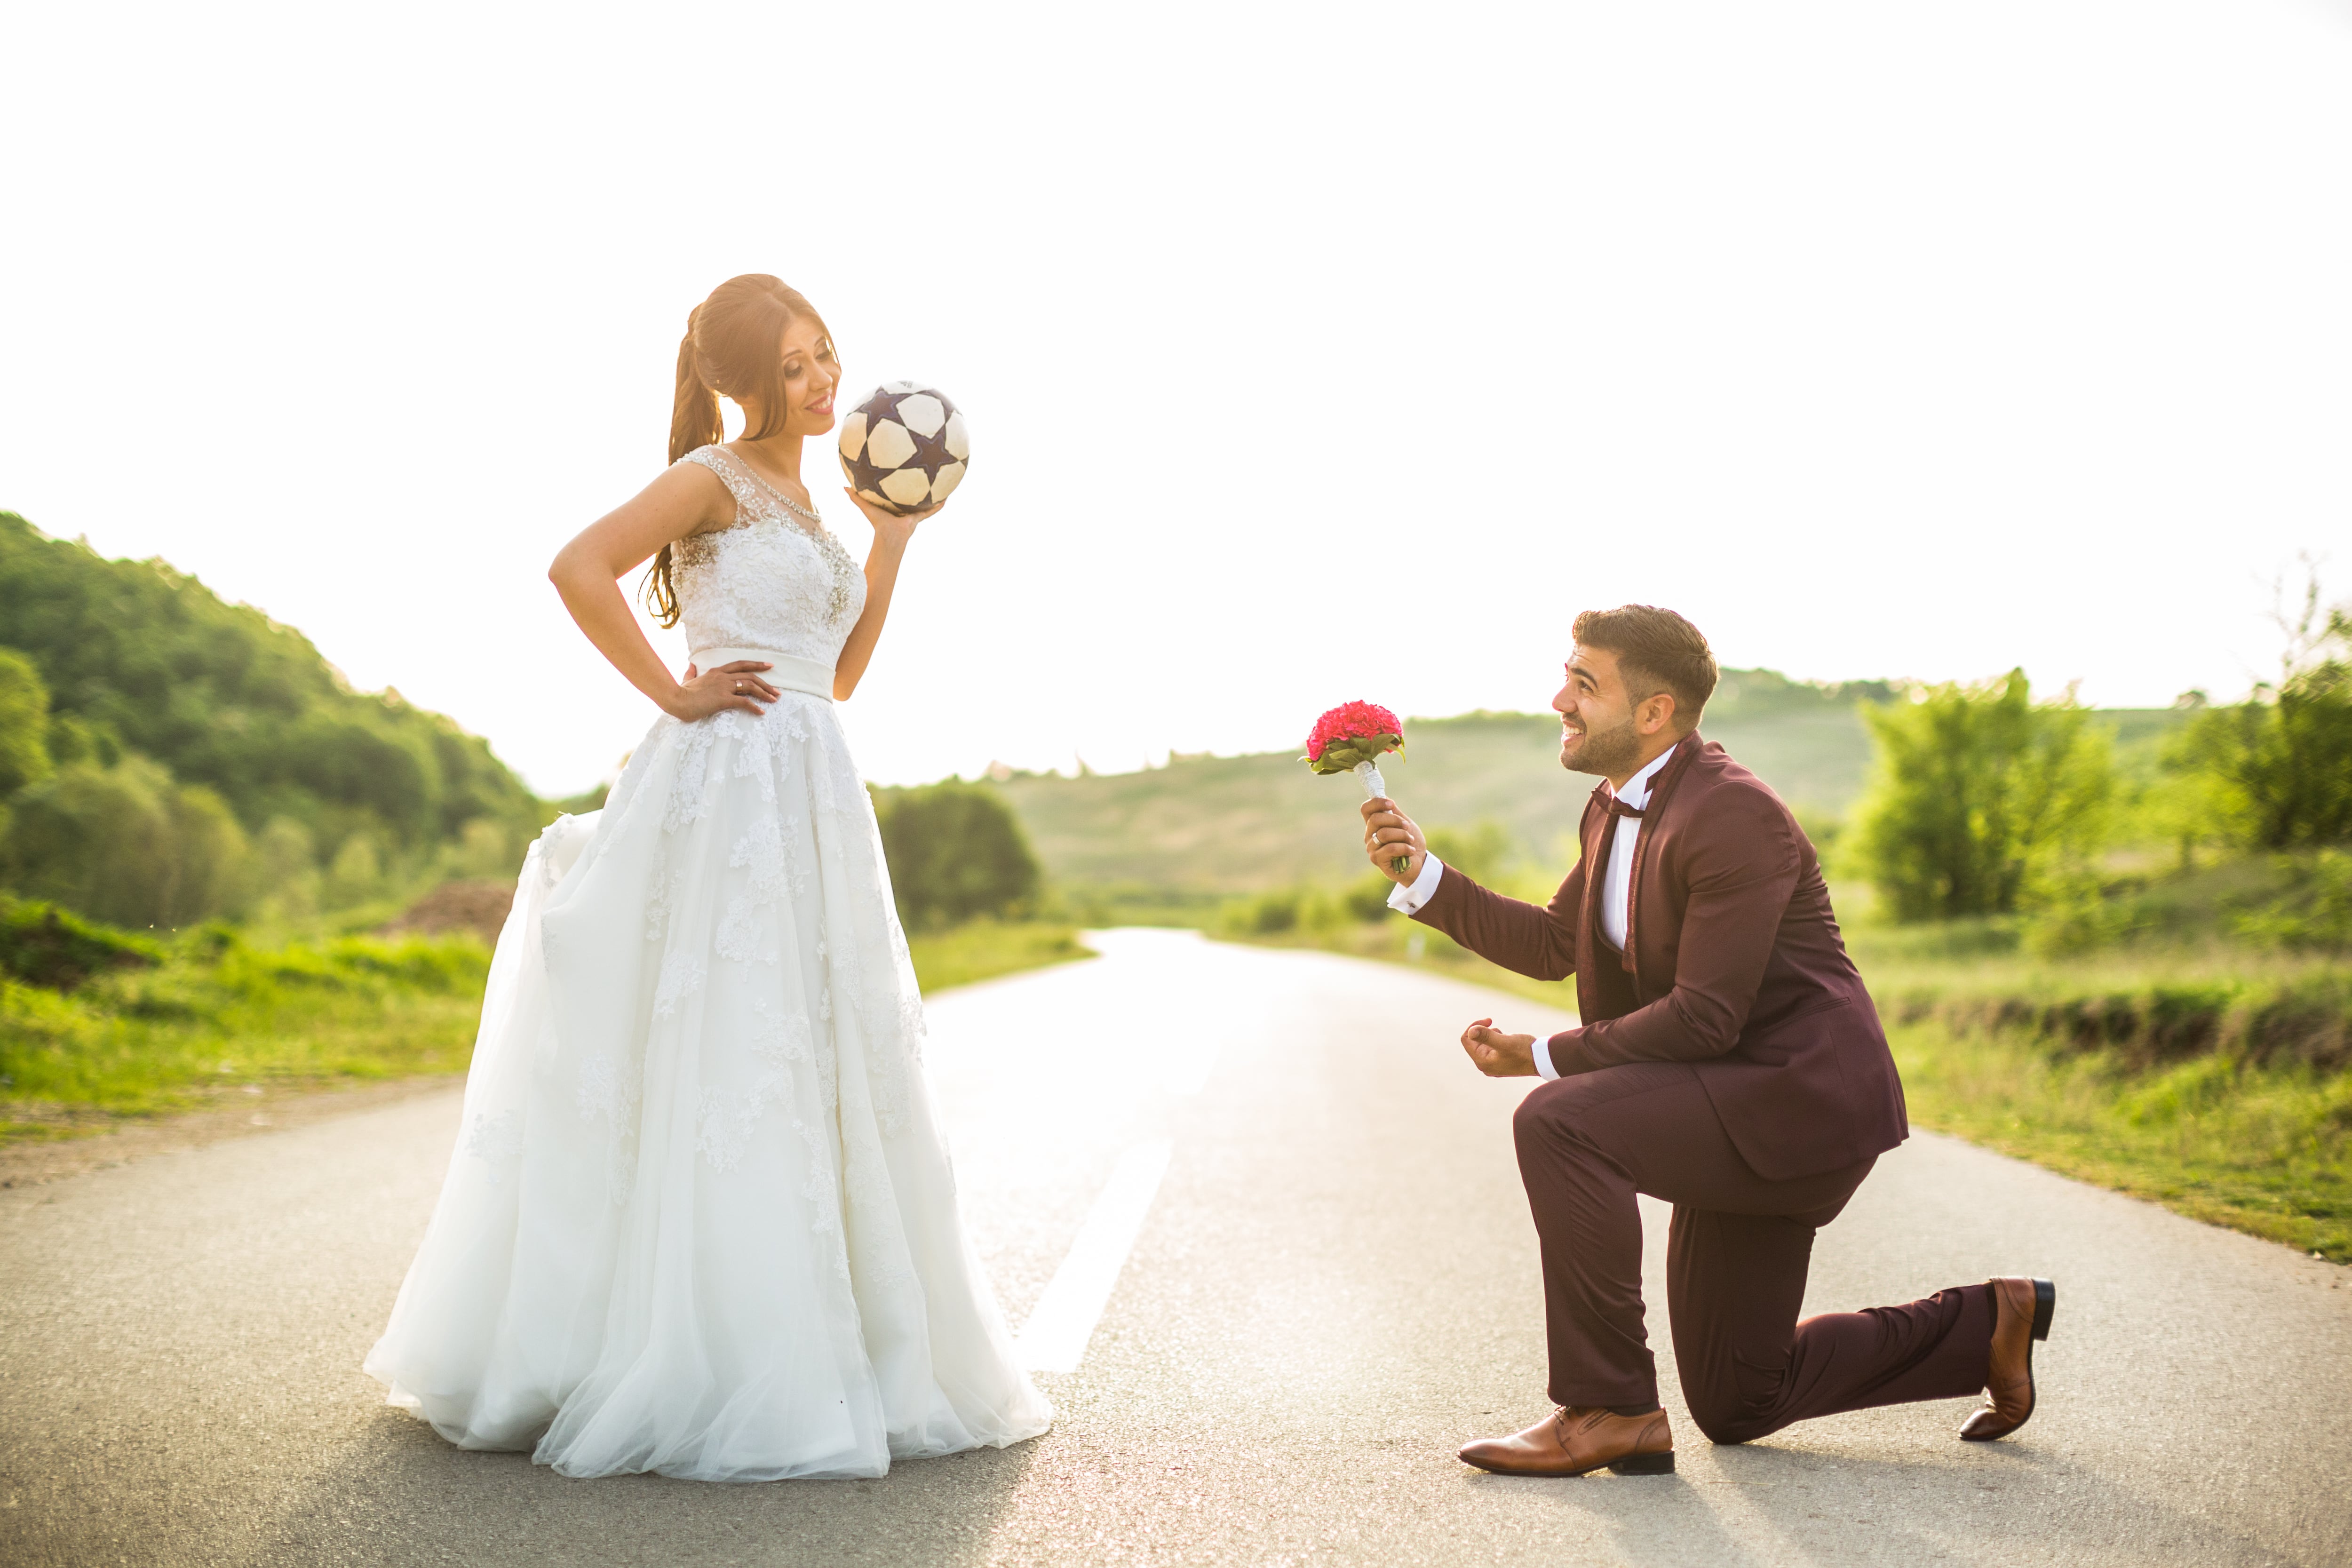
[646,307,724,626]
[668,306,724,465]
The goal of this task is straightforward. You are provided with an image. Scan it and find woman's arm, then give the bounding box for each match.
[548,464,779,722]
[830,491,939,700]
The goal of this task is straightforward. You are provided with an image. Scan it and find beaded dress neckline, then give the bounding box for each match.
[706,446,828,535]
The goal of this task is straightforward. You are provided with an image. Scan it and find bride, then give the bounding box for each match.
[364,274,1053,1480]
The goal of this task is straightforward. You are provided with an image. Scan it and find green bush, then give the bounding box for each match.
[0,756,253,928]
[1425,819,1512,884]
[2233,850,2352,953]
[1849,671,2115,923]
[2177,621,2352,852]
[0,648,53,799]
[324,833,388,911]
[1222,887,1303,936]
[871,780,1043,931]
[1341,871,1396,923]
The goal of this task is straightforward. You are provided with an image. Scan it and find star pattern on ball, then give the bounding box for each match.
[837,383,969,516]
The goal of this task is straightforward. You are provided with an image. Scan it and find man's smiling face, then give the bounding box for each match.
[1553,645,1650,779]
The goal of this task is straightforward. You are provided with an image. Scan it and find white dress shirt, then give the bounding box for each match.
[1386,744,1677,1082]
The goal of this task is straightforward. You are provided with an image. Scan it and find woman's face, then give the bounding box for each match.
[768,314,839,438]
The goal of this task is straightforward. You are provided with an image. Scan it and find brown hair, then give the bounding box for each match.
[1572,605,1719,728]
[643,274,834,625]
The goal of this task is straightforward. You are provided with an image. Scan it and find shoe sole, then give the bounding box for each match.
[1458,1449,1677,1478]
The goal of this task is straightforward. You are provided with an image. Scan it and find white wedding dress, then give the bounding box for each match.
[365,445,1052,1480]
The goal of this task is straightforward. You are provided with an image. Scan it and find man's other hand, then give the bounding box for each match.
[1360,797,1428,885]
[1460,1017,1539,1078]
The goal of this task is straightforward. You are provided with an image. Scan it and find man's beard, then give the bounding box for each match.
[1560,711,1645,779]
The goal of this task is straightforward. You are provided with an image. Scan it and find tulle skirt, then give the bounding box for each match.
[363,695,1052,1480]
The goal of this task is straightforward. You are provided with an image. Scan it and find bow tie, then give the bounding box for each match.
[1606,795,1645,820]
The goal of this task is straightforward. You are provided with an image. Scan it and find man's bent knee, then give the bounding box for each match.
[1687,1397,1780,1447]
[1512,1079,1599,1162]
[1683,1371,1791,1447]
[1512,1083,1630,1208]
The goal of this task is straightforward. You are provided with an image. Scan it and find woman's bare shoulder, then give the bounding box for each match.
[652,452,738,536]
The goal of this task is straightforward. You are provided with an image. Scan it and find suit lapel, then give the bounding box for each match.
[1576,791,1610,987]
[1620,731,1702,989]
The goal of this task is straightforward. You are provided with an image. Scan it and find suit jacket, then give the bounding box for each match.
[1408,732,1907,1180]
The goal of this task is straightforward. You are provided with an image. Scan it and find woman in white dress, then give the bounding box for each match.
[364,274,1052,1481]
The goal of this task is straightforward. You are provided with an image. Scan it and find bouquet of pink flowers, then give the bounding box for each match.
[1305,700,1407,873]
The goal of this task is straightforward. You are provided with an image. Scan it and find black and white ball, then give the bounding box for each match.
[837,382,968,516]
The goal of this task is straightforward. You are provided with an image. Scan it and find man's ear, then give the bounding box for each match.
[1635,691,1678,736]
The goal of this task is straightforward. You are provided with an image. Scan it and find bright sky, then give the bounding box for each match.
[4,1,2347,795]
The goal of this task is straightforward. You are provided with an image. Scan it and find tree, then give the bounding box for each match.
[0,648,54,799]
[871,780,1042,931]
[0,756,252,928]
[2177,575,2352,849]
[1849,671,2115,922]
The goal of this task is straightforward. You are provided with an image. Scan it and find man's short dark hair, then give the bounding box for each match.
[1571,605,1719,728]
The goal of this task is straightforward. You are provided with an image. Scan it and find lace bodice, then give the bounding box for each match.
[672,446,866,666]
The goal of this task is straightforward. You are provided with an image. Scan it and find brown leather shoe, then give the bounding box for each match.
[1458,1407,1675,1476]
[1960,1276,2056,1441]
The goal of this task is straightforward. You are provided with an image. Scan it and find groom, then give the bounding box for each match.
[1362,605,2055,1477]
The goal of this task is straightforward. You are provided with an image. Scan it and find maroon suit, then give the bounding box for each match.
[1409,732,1998,1441]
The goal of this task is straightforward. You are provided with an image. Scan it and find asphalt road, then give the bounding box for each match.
[3,929,2348,1567]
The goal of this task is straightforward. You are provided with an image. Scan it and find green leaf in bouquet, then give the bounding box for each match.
[1308,733,1403,774]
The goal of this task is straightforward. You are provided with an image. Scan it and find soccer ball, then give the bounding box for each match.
[838,382,969,516]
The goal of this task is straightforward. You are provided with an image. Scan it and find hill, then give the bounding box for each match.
[0,512,549,926]
[987,669,2185,908]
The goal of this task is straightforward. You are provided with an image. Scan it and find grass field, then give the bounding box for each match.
[0,931,493,1144]
[0,915,1091,1146]
[906,920,1094,993]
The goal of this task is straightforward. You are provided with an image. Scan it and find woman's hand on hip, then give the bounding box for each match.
[667,660,779,722]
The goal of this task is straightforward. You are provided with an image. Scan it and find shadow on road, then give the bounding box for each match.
[242,1407,1048,1568]
[1466,1436,2295,1568]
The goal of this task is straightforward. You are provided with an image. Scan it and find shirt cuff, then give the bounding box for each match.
[1532,1034,1561,1080]
[1385,853,1447,915]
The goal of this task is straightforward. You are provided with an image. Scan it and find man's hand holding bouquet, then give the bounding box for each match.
[1303,701,1423,882]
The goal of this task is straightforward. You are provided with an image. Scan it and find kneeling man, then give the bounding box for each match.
[1364,605,2054,1477]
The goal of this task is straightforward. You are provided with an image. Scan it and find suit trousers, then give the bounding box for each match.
[1512,1060,1995,1442]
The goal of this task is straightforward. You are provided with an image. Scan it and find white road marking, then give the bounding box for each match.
[1015,1139,1173,1373]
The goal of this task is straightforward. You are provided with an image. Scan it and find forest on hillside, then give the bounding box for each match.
[0,512,561,929]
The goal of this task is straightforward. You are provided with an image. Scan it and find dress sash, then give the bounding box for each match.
[691,647,835,701]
